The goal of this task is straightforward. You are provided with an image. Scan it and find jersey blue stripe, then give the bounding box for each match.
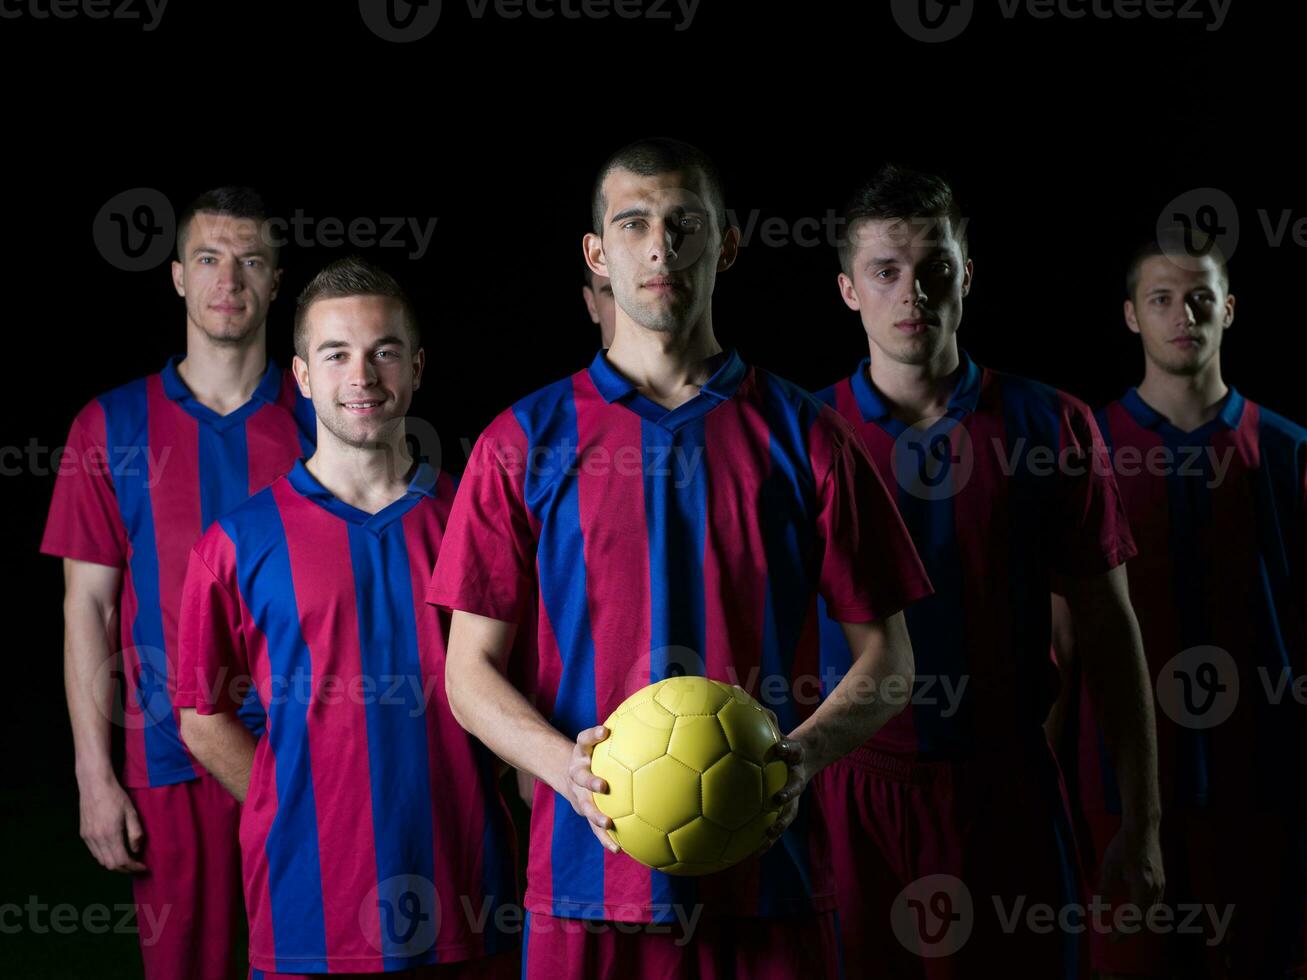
[100,382,189,787]
[642,415,707,921]
[512,381,605,918]
[755,375,820,915]
[349,523,439,969]
[476,742,516,954]
[197,418,267,738]
[293,389,317,458]
[998,377,1062,746]
[223,501,329,970]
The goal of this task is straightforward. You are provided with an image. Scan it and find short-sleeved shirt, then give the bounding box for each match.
[427,348,932,924]
[41,356,315,788]
[1076,388,1307,814]
[176,459,518,974]
[813,350,1137,759]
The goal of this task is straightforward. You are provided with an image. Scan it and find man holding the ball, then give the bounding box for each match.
[429,138,933,978]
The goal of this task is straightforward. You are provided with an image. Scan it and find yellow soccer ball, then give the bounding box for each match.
[589,675,789,876]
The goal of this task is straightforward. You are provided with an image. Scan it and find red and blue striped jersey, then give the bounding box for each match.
[814,350,1137,759]
[427,348,932,923]
[41,356,315,788]
[176,459,518,974]
[1075,388,1307,814]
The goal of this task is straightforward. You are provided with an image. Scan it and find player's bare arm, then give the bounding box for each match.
[177,708,255,803]
[63,558,146,874]
[771,613,915,841]
[1060,563,1165,911]
[445,608,619,853]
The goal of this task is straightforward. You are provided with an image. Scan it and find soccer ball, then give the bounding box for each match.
[589,675,788,876]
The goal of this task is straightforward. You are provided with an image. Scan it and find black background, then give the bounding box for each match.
[4,0,1304,974]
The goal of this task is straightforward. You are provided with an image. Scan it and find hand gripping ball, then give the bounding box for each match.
[589,675,789,876]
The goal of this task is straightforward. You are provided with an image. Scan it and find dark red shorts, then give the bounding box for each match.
[521,908,841,979]
[127,772,245,980]
[815,740,1088,979]
[1081,804,1307,978]
[248,948,519,980]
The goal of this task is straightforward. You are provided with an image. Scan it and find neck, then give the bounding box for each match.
[178,321,269,415]
[305,428,415,515]
[605,313,724,409]
[1136,355,1228,432]
[865,338,962,424]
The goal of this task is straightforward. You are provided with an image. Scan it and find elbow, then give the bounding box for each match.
[443,667,470,732]
[178,708,200,751]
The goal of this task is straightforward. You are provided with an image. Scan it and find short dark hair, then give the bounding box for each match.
[1125,226,1230,301]
[293,256,420,360]
[176,186,275,263]
[591,138,729,237]
[837,164,967,274]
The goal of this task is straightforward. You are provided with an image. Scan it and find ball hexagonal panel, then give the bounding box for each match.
[654,675,733,717]
[717,696,780,766]
[606,700,675,770]
[667,714,731,774]
[701,753,763,831]
[632,755,702,833]
[590,741,633,821]
[612,814,676,869]
[720,809,779,866]
[668,817,732,867]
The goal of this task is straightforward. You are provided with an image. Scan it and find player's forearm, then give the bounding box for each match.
[178,709,255,802]
[1074,589,1162,831]
[789,611,915,775]
[63,591,119,786]
[446,650,573,795]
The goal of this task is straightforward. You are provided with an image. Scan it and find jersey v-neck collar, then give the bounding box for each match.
[286,457,436,533]
[1120,386,1245,443]
[851,348,983,436]
[160,354,282,431]
[586,347,749,431]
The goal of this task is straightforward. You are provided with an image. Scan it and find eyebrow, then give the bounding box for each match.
[610,203,709,225]
[314,335,407,353]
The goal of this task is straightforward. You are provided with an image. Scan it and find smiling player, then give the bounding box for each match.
[42,187,314,980]
[176,256,519,979]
